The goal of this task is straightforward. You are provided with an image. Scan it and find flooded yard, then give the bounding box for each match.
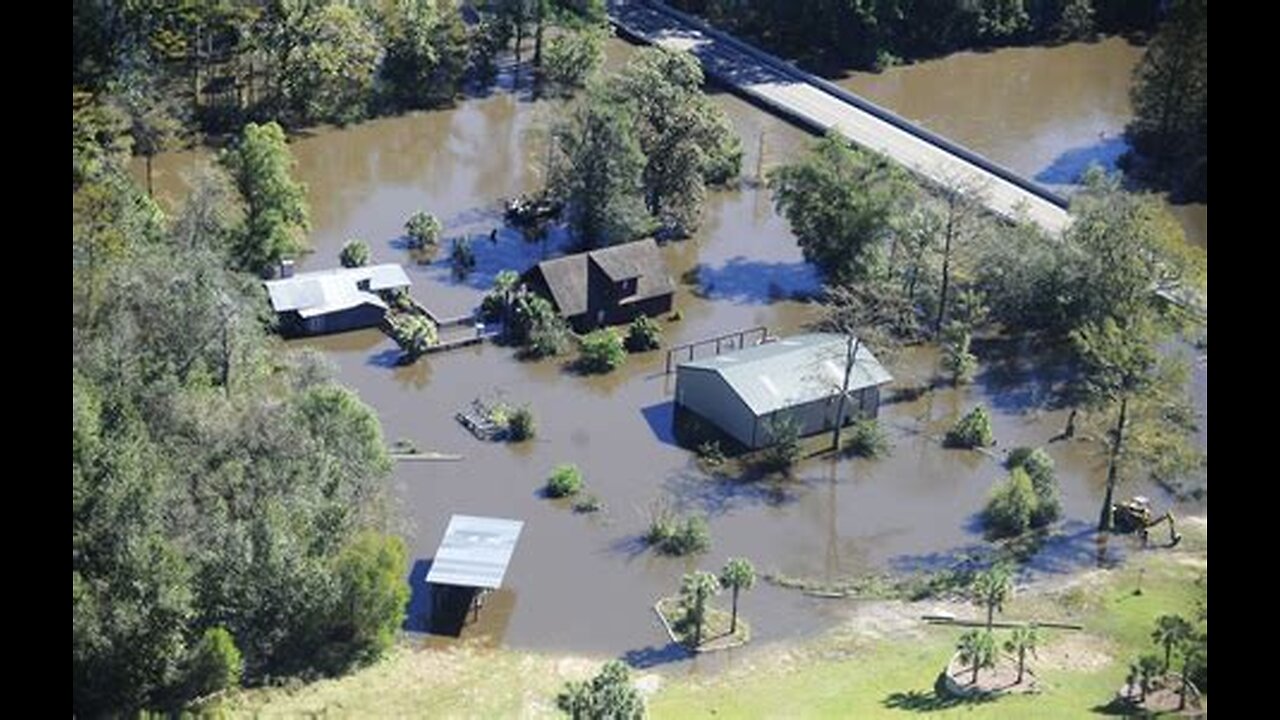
[137,36,1206,666]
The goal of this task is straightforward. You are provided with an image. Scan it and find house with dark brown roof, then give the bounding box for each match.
[521,239,675,332]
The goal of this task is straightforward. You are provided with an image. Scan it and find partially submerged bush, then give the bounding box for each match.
[510,293,569,358]
[1007,446,1060,526]
[658,515,710,556]
[941,324,978,385]
[508,405,536,441]
[696,440,726,467]
[339,239,370,268]
[578,329,627,373]
[387,313,438,359]
[845,418,889,458]
[625,315,662,352]
[573,494,602,513]
[760,414,802,472]
[546,464,584,498]
[405,210,442,248]
[450,237,476,278]
[984,467,1039,538]
[946,405,994,448]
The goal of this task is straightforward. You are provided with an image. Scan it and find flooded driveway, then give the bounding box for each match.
[137,37,1206,663]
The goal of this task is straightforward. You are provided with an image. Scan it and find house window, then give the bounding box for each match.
[618,278,638,297]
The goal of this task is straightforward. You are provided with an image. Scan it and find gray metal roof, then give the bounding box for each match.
[680,333,893,416]
[425,515,525,590]
[263,264,410,318]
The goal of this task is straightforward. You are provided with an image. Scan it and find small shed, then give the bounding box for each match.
[263,264,411,336]
[674,333,893,450]
[426,515,524,624]
[521,239,674,332]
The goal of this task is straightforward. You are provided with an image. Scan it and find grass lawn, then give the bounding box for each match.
[214,519,1206,718]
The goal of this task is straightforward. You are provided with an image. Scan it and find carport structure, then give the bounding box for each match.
[425,515,524,624]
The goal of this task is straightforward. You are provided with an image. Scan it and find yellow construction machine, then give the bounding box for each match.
[1112,496,1182,547]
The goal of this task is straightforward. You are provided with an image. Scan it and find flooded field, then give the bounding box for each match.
[137,36,1206,665]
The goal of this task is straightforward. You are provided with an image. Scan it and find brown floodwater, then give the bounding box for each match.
[134,36,1206,666]
[837,37,1207,249]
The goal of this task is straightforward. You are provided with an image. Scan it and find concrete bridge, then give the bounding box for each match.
[608,0,1073,236]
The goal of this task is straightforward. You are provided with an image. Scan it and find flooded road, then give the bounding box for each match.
[136,36,1205,663]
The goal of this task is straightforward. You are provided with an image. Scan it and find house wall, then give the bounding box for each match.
[278,304,386,337]
[674,368,757,449]
[678,376,886,450]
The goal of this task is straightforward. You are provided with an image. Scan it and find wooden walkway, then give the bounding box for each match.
[609,0,1073,235]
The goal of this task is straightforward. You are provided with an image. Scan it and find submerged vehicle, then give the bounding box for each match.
[1113,496,1182,546]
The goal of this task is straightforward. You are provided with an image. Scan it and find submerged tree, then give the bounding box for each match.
[219,122,310,275]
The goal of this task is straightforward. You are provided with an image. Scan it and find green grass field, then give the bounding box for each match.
[214,520,1205,718]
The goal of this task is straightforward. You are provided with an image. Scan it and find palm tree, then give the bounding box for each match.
[679,571,721,648]
[1178,636,1205,711]
[1003,623,1039,684]
[719,558,756,635]
[972,564,1014,632]
[956,630,996,686]
[1135,653,1162,702]
[1152,614,1193,672]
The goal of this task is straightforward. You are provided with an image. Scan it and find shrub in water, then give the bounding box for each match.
[546,464,584,498]
[946,405,995,448]
[625,315,662,352]
[846,419,889,458]
[508,405,536,441]
[573,494,602,513]
[660,515,710,556]
[578,329,627,373]
[405,211,442,248]
[1006,446,1060,526]
[984,467,1039,538]
[339,239,370,268]
[761,414,802,472]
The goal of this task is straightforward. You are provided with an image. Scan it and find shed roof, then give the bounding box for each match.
[264,264,410,318]
[425,515,525,590]
[679,333,893,416]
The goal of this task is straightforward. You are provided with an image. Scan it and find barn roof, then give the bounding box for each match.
[680,333,893,416]
[264,264,410,318]
[425,515,525,590]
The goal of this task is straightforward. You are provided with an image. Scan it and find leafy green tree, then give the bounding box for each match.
[185,626,243,699]
[609,47,742,236]
[719,558,756,634]
[547,464,585,497]
[1004,624,1039,684]
[289,3,381,125]
[1125,0,1206,200]
[542,25,607,97]
[510,293,570,357]
[1134,652,1163,702]
[332,532,410,665]
[930,176,987,334]
[984,468,1039,538]
[340,239,371,268]
[578,329,627,373]
[770,134,909,286]
[1152,614,1193,673]
[679,571,722,647]
[1056,0,1096,39]
[956,629,997,686]
[972,564,1014,632]
[380,0,469,110]
[556,659,645,719]
[110,62,184,197]
[219,122,310,275]
[945,405,995,449]
[941,323,978,386]
[550,92,651,247]
[405,210,443,248]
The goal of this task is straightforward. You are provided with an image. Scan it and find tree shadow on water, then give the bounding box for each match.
[692,256,821,305]
[661,469,801,519]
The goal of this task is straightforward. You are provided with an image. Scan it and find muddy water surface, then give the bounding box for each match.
[137,37,1206,665]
